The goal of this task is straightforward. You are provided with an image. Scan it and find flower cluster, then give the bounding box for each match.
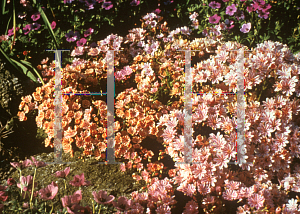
[14,11,300,213]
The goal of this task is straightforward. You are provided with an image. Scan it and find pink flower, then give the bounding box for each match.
[240,23,251,33]
[51,21,56,30]
[209,14,221,24]
[248,193,265,210]
[39,181,58,200]
[84,28,94,37]
[7,27,20,36]
[17,175,37,192]
[92,190,115,204]
[0,191,8,202]
[23,24,32,35]
[112,196,132,211]
[31,12,40,21]
[31,156,47,168]
[69,173,91,187]
[53,166,70,178]
[61,190,82,208]
[7,178,16,186]
[76,38,87,47]
[226,4,237,16]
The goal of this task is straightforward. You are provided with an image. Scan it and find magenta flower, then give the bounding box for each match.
[51,21,56,30]
[31,12,40,21]
[154,8,161,14]
[209,1,221,9]
[84,28,94,37]
[77,38,87,47]
[69,173,91,187]
[240,23,251,33]
[112,196,132,211]
[23,24,32,35]
[7,27,20,36]
[102,1,113,10]
[65,30,80,42]
[130,0,140,6]
[92,190,115,204]
[247,5,255,13]
[31,23,41,31]
[53,166,70,178]
[226,4,237,16]
[39,181,58,200]
[209,14,221,24]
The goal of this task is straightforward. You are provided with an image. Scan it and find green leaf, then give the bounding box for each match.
[20,60,45,85]
[10,59,38,83]
[36,4,59,50]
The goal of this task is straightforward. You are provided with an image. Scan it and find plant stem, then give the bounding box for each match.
[98,205,102,214]
[29,167,37,209]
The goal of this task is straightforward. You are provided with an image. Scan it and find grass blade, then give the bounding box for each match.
[37,5,59,50]
[10,58,38,83]
[20,60,45,85]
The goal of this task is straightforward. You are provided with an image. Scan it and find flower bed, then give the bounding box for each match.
[1,0,300,212]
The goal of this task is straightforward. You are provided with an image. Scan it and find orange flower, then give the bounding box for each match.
[17,111,27,121]
[116,109,125,118]
[44,137,53,148]
[75,138,84,150]
[132,136,141,144]
[127,126,136,136]
[67,111,75,118]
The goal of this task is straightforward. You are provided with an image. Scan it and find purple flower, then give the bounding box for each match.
[226,4,237,16]
[7,27,20,36]
[209,14,221,24]
[209,1,221,9]
[51,21,56,30]
[102,1,113,10]
[64,0,74,3]
[65,30,80,42]
[31,23,41,31]
[240,23,251,33]
[31,12,40,21]
[23,24,32,35]
[84,28,94,37]
[235,9,245,20]
[130,0,140,6]
[76,38,87,46]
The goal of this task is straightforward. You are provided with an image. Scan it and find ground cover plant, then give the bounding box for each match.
[0,0,300,213]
